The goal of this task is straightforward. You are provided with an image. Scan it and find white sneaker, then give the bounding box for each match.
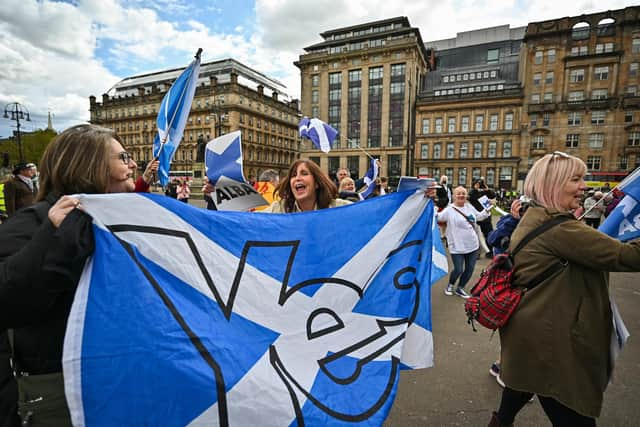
[455,287,470,299]
[444,284,454,296]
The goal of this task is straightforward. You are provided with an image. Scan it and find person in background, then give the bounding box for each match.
[582,190,605,228]
[30,164,39,194]
[0,124,139,426]
[490,151,640,427]
[263,159,350,213]
[253,169,281,211]
[436,186,492,299]
[176,179,190,203]
[469,178,496,258]
[3,163,37,217]
[334,167,351,187]
[379,176,390,194]
[338,177,362,203]
[0,174,11,223]
[165,179,178,199]
[604,188,624,218]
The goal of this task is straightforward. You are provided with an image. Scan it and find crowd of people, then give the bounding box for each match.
[1,124,640,427]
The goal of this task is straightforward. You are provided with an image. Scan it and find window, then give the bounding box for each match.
[487,49,499,64]
[588,133,604,149]
[592,89,608,100]
[530,114,538,128]
[474,142,483,158]
[458,167,467,185]
[545,72,554,84]
[532,135,545,150]
[591,111,606,125]
[547,49,556,63]
[594,66,609,80]
[567,112,581,126]
[446,143,455,159]
[329,72,342,85]
[369,67,383,80]
[435,118,443,133]
[312,106,319,117]
[625,111,634,123]
[504,113,513,130]
[448,117,456,133]
[422,118,430,134]
[500,167,513,182]
[570,69,585,82]
[543,92,553,103]
[390,63,406,76]
[533,73,541,85]
[461,116,470,132]
[433,143,442,159]
[531,94,540,104]
[312,75,319,87]
[348,69,362,82]
[633,38,640,54]
[627,86,637,96]
[569,91,584,102]
[629,132,640,146]
[488,114,498,131]
[460,142,468,158]
[502,141,512,157]
[486,168,495,186]
[420,144,429,159]
[630,63,638,77]
[587,156,601,170]
[475,115,484,131]
[571,46,588,56]
[312,90,319,103]
[543,113,551,127]
[472,167,481,181]
[445,168,453,185]
[534,51,543,64]
[595,42,614,53]
[566,134,580,148]
[488,141,496,158]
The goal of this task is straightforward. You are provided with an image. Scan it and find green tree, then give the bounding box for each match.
[0,128,57,168]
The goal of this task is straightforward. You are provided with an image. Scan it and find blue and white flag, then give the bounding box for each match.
[153,49,202,186]
[298,117,337,153]
[599,167,640,242]
[205,131,267,211]
[360,158,380,199]
[63,191,444,426]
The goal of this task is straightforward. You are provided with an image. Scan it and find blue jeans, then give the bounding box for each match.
[449,251,477,289]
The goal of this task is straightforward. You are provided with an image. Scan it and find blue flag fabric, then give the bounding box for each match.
[360,159,380,199]
[63,191,446,426]
[298,117,338,153]
[599,167,640,242]
[205,131,245,185]
[153,51,202,186]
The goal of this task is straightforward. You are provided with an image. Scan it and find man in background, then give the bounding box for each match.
[3,163,37,217]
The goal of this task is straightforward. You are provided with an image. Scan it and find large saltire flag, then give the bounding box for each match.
[298,117,338,153]
[153,49,202,186]
[599,166,640,241]
[63,191,445,427]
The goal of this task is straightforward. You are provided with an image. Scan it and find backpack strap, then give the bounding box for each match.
[451,206,476,227]
[510,215,571,290]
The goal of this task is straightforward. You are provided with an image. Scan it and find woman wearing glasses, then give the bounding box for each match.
[0,124,138,426]
[490,151,640,427]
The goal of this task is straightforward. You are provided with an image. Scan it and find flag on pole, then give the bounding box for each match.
[360,158,380,199]
[298,117,337,153]
[153,49,202,186]
[63,191,442,426]
[599,167,640,241]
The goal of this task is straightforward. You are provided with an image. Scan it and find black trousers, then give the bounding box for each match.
[497,387,596,427]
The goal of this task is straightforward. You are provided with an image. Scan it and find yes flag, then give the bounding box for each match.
[205,131,267,211]
[599,167,640,241]
[63,192,441,426]
[360,158,380,199]
[298,117,337,153]
[153,49,202,186]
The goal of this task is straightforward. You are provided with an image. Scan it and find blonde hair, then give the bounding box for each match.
[523,152,586,210]
[338,177,355,192]
[37,124,121,201]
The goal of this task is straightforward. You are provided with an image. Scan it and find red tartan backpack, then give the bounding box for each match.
[464,216,570,331]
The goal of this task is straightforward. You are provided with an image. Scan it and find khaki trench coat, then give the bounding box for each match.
[500,206,640,417]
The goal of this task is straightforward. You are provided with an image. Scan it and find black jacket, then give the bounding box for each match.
[468,187,496,216]
[0,193,94,375]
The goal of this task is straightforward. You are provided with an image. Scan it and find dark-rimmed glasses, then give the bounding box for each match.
[114,151,133,164]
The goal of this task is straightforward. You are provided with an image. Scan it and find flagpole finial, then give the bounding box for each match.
[195,48,203,59]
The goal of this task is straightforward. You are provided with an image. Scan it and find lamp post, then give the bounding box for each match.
[3,102,31,164]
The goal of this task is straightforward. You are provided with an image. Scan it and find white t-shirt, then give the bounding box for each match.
[437,203,490,254]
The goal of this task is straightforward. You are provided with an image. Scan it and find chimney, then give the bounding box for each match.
[138,87,145,97]
[272,91,278,101]
[257,85,264,95]
[289,99,300,111]
[102,93,109,103]
[89,95,96,106]
[230,71,238,84]
[210,75,218,87]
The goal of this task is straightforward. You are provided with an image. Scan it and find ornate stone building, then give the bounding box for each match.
[521,6,640,187]
[296,17,428,187]
[89,58,300,181]
[416,25,525,189]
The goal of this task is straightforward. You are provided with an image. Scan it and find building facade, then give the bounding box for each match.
[416,25,525,190]
[295,17,428,187]
[90,58,301,181]
[521,6,640,187]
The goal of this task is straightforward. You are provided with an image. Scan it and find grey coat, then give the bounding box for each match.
[500,206,640,418]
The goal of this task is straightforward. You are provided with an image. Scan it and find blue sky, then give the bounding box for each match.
[0,0,637,141]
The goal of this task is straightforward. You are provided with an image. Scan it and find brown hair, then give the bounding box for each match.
[276,159,337,212]
[523,152,586,210]
[36,124,122,201]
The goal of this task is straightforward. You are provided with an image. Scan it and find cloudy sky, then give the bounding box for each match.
[0,0,637,138]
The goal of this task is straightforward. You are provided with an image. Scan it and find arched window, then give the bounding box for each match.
[572,22,590,40]
[597,18,615,37]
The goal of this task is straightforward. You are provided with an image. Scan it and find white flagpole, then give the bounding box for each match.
[341,135,376,160]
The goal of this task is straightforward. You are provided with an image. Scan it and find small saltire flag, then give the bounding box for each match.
[298,117,337,153]
[153,49,202,186]
[599,167,640,241]
[63,191,440,426]
[360,158,380,199]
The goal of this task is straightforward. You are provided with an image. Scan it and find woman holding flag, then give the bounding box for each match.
[0,124,138,426]
[490,152,640,427]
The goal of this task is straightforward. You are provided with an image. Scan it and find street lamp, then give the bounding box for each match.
[3,102,31,164]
